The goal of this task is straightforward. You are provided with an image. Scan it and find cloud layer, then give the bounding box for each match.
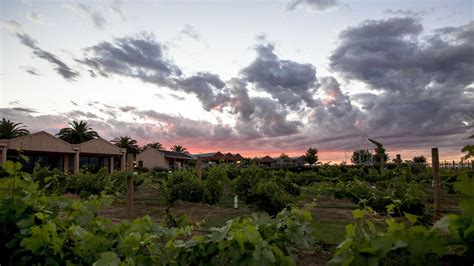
[3,16,473,159]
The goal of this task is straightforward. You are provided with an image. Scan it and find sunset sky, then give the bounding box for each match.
[1,0,473,162]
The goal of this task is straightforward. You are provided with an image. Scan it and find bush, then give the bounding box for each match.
[235,166,296,215]
[203,165,226,204]
[163,170,204,204]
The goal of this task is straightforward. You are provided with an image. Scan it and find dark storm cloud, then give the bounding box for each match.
[329,18,474,148]
[175,72,230,111]
[81,32,182,86]
[16,33,79,80]
[330,17,474,93]
[286,0,340,11]
[81,33,230,111]
[227,79,301,138]
[240,43,318,109]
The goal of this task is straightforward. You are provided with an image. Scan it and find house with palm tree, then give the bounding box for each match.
[1,120,127,173]
[0,131,126,173]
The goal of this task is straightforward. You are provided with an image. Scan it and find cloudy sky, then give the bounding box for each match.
[0,0,473,162]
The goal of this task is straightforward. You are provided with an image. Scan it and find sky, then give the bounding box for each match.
[0,0,473,163]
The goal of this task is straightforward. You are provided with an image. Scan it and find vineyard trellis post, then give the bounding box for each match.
[197,158,202,180]
[396,154,401,167]
[126,155,134,219]
[432,148,441,220]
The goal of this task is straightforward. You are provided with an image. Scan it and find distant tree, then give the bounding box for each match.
[171,144,189,154]
[461,134,474,160]
[368,139,388,167]
[412,155,427,164]
[0,118,30,139]
[351,149,373,165]
[56,120,98,144]
[143,141,165,151]
[304,147,318,166]
[278,152,292,166]
[111,136,140,155]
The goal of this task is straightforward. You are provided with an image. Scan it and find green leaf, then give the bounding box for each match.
[405,213,418,224]
[366,220,377,234]
[352,209,364,219]
[93,252,121,266]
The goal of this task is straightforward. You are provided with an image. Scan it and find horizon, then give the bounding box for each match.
[1,0,473,163]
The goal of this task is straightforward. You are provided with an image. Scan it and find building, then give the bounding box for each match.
[0,131,126,174]
[194,152,225,165]
[194,152,245,166]
[291,156,306,167]
[136,148,195,170]
[258,155,276,167]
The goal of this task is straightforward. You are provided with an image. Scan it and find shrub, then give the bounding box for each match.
[163,170,204,204]
[203,165,226,204]
[235,166,296,215]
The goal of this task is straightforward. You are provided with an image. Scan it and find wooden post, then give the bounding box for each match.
[452,160,456,169]
[471,160,474,170]
[396,154,401,167]
[432,148,441,220]
[196,158,202,180]
[126,155,134,220]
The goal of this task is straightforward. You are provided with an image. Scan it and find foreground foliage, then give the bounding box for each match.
[0,161,316,265]
[329,171,474,265]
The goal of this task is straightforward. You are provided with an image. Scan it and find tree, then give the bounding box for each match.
[171,144,189,154]
[412,155,427,164]
[461,134,474,160]
[351,150,373,165]
[111,136,140,155]
[368,139,388,167]
[304,147,318,166]
[142,141,165,151]
[0,118,30,139]
[56,120,98,144]
[278,153,292,166]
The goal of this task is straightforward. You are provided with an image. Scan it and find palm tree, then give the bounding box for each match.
[142,141,165,151]
[170,144,189,154]
[56,120,99,144]
[0,118,30,139]
[111,136,140,155]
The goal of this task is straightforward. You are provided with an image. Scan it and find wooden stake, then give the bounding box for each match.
[126,154,134,220]
[396,154,401,167]
[432,148,440,220]
[196,158,202,180]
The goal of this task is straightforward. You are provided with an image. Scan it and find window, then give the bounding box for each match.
[138,160,143,168]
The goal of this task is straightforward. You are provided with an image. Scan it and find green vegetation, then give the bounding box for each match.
[0,118,30,139]
[1,149,473,265]
[329,172,474,265]
[111,135,140,155]
[55,120,99,144]
[0,160,316,265]
[170,144,189,154]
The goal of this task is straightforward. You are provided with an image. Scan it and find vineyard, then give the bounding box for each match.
[1,159,473,265]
